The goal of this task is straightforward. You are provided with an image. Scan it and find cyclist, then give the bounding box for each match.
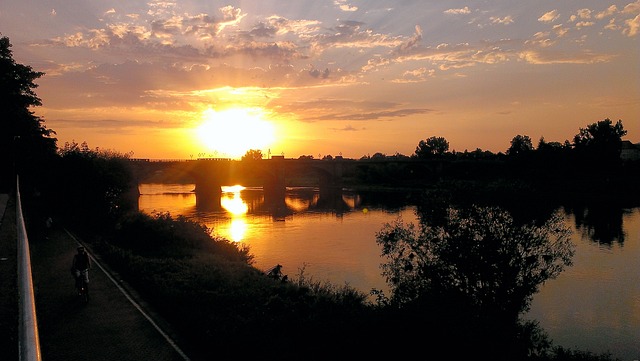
[71,246,91,292]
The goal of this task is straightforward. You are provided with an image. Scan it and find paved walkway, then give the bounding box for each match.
[0,193,18,360]
[3,191,194,361]
[0,193,8,227]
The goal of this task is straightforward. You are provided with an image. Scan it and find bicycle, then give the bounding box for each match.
[74,269,89,303]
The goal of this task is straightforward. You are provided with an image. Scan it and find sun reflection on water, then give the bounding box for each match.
[220,185,248,242]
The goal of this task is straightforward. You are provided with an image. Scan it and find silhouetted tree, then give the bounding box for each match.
[507,135,534,156]
[241,149,263,161]
[54,141,134,230]
[573,118,626,163]
[415,136,449,158]
[375,205,574,356]
[0,35,57,192]
[537,137,569,153]
[459,148,497,160]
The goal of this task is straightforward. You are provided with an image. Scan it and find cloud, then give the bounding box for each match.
[392,25,422,55]
[334,125,362,131]
[304,108,434,121]
[574,8,592,20]
[525,32,555,48]
[538,10,560,23]
[575,21,595,29]
[391,39,518,71]
[622,0,640,14]
[595,5,617,19]
[519,49,615,64]
[275,98,433,122]
[392,67,435,83]
[18,0,638,131]
[490,16,514,25]
[311,20,404,50]
[552,24,569,37]
[50,118,180,130]
[334,1,357,12]
[623,14,640,36]
[444,7,471,15]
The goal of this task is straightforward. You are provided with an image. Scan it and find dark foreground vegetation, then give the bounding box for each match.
[2,34,637,360]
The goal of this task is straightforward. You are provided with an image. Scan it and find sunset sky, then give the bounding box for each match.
[1,0,638,159]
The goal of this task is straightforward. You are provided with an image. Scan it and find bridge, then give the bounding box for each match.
[125,156,443,198]
[126,156,357,198]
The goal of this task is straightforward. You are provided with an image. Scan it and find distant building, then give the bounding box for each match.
[621,140,640,160]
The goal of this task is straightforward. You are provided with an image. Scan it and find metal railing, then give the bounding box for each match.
[16,176,42,361]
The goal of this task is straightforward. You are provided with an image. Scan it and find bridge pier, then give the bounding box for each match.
[193,159,231,198]
[263,156,286,196]
[194,177,222,198]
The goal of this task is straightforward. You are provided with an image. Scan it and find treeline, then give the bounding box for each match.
[340,119,639,208]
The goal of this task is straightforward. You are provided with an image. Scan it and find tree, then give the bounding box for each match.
[507,134,533,156]
[375,205,574,327]
[537,137,569,153]
[573,118,627,162]
[54,141,134,230]
[241,149,263,161]
[415,136,449,158]
[0,35,57,191]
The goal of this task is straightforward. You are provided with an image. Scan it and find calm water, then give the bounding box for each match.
[138,183,640,360]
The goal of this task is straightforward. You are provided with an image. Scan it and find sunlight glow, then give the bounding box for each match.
[221,191,248,215]
[220,186,249,242]
[222,185,246,193]
[196,107,275,159]
[228,218,248,243]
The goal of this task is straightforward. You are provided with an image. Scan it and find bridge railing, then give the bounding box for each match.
[16,176,42,361]
[128,158,232,162]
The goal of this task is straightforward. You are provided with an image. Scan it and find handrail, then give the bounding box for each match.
[16,176,42,361]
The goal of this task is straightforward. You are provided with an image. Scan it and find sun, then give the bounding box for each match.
[196,107,275,159]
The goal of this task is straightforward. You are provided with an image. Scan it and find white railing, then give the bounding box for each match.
[16,176,42,361]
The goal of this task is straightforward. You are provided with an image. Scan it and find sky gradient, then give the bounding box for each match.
[1,0,639,159]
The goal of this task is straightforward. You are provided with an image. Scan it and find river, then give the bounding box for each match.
[137,183,639,360]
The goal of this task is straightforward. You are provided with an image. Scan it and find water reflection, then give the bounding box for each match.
[221,186,249,215]
[219,186,249,242]
[137,183,640,360]
[228,218,248,243]
[568,203,628,246]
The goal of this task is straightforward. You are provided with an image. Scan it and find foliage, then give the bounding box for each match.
[537,137,571,153]
[507,134,534,156]
[52,141,135,230]
[109,211,253,262]
[241,148,263,161]
[415,136,449,158]
[543,347,621,361]
[375,205,576,358]
[0,35,57,193]
[376,205,574,322]
[573,118,627,163]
